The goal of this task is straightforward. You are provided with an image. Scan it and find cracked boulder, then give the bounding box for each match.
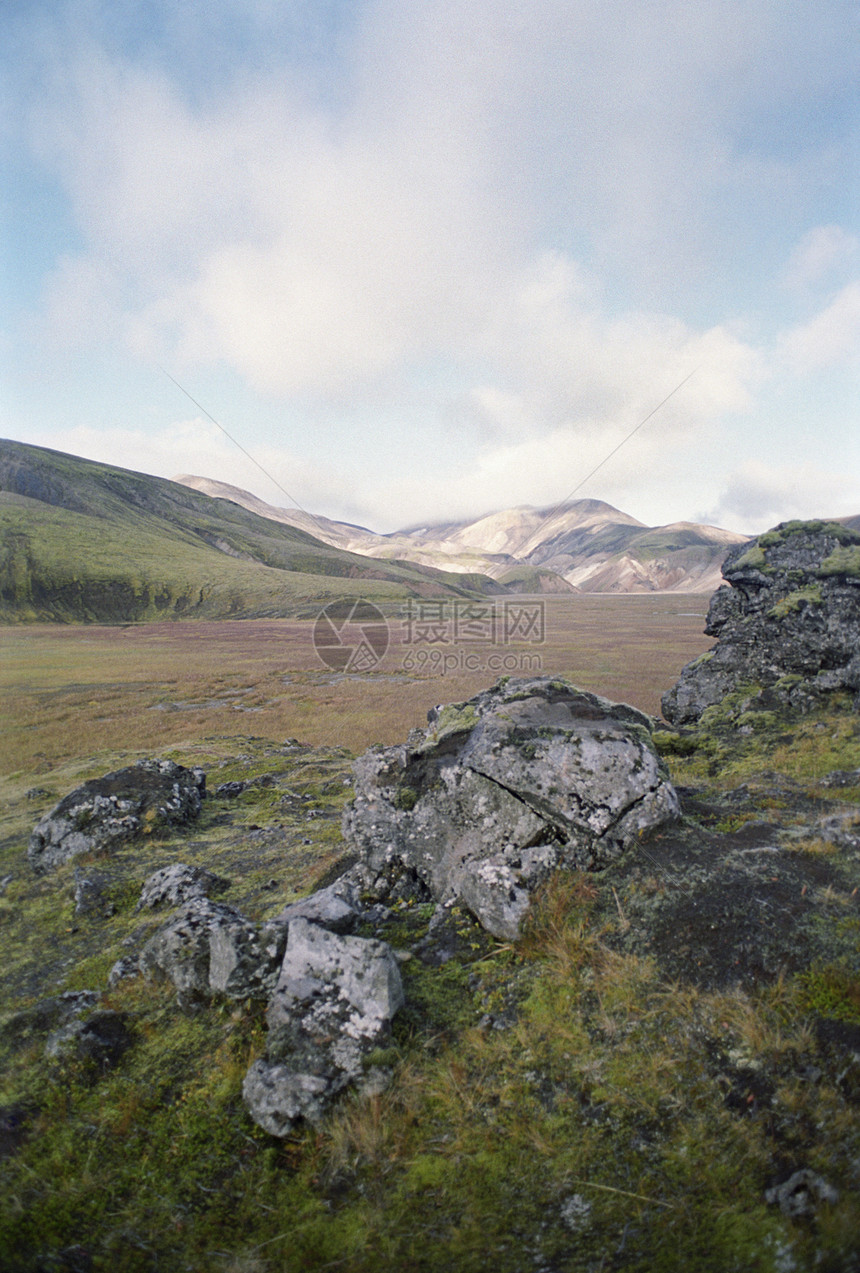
[342,676,679,940]
[28,760,206,872]
[243,918,404,1136]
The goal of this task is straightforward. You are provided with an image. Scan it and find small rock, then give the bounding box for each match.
[0,991,101,1051]
[560,1194,592,1232]
[820,769,860,788]
[45,1010,132,1070]
[243,919,404,1137]
[215,781,246,798]
[275,879,363,934]
[73,870,114,917]
[139,898,287,1006]
[108,955,140,988]
[765,1169,839,1217]
[136,862,230,912]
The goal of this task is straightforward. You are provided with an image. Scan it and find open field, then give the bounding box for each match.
[1,595,713,783]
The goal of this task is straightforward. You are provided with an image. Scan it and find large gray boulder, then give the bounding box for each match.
[342,677,679,940]
[28,760,206,871]
[243,918,404,1136]
[663,521,860,726]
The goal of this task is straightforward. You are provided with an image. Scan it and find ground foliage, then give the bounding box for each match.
[1,674,858,1269]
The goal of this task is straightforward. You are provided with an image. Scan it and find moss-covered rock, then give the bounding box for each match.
[663,520,860,726]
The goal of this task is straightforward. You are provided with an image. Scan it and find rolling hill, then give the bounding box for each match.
[0,440,502,623]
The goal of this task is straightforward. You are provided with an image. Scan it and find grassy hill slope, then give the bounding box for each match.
[0,693,858,1271]
[0,441,497,622]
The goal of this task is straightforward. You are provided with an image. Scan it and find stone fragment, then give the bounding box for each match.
[208,914,288,1000]
[267,918,404,1031]
[136,862,230,911]
[243,918,404,1137]
[242,1061,330,1136]
[138,897,217,1005]
[72,870,114,917]
[275,878,363,933]
[45,1010,132,1070]
[764,1169,839,1217]
[108,956,140,988]
[0,991,100,1052]
[139,898,287,1005]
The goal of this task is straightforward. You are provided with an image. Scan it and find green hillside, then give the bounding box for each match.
[0,440,497,622]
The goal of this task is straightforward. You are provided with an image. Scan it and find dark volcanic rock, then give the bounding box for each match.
[45,1009,133,1070]
[663,521,860,725]
[343,676,679,940]
[28,760,206,871]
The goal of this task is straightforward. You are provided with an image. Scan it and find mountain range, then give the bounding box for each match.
[4,437,857,624]
[177,475,747,594]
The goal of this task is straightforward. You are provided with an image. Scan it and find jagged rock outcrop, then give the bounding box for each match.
[343,676,679,940]
[663,521,860,725]
[28,760,206,871]
[243,918,404,1136]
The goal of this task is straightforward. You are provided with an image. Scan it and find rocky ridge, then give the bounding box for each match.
[177,475,749,594]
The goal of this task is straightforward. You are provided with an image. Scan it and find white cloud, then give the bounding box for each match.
[782,225,859,291]
[8,0,858,531]
[706,460,860,533]
[27,419,356,516]
[779,281,860,373]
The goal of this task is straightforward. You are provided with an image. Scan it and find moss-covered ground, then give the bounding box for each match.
[1,615,858,1272]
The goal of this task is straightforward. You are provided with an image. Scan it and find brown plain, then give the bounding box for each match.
[0,595,712,778]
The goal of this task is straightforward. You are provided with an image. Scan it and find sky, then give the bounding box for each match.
[2,0,858,535]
